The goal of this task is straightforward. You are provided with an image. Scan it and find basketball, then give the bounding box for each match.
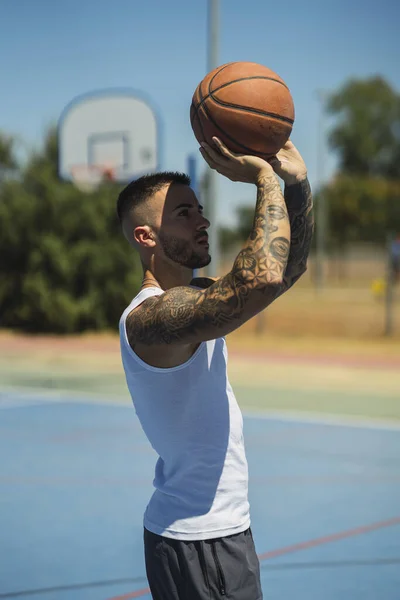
[191,62,295,158]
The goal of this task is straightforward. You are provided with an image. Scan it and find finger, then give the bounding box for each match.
[201,142,230,166]
[199,148,233,176]
[212,137,239,159]
[199,150,237,179]
[200,144,224,168]
[199,147,216,169]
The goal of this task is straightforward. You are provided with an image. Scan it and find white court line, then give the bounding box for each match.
[0,389,68,410]
[1,386,399,432]
[243,407,400,432]
[0,386,129,409]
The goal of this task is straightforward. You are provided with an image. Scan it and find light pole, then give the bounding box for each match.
[204,0,220,277]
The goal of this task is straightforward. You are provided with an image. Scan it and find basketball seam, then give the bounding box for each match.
[191,74,290,126]
[197,79,274,156]
[191,63,232,127]
[207,69,293,125]
[191,102,207,145]
[191,84,203,139]
[208,94,295,125]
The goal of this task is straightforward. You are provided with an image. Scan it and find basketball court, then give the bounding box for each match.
[0,383,399,600]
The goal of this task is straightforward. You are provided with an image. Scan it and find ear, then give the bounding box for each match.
[133,226,156,248]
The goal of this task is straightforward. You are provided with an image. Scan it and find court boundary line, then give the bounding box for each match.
[1,386,400,430]
[0,386,129,407]
[0,577,147,599]
[242,407,400,431]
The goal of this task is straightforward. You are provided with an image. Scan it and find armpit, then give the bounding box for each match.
[190,277,219,289]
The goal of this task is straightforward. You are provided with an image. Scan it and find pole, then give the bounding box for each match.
[188,154,199,279]
[205,0,220,277]
[315,90,327,291]
[384,233,395,337]
[187,154,198,196]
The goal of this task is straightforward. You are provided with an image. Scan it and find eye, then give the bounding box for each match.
[178,209,189,217]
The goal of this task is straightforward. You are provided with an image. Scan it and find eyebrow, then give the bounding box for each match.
[173,203,204,212]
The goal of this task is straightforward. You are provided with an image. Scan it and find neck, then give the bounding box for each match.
[141,258,193,291]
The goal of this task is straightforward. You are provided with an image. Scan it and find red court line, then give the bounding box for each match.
[106,515,400,600]
[107,589,151,600]
[257,515,400,560]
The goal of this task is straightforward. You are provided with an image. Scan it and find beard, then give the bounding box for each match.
[158,232,211,269]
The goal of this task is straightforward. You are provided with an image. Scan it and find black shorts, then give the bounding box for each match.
[144,527,263,600]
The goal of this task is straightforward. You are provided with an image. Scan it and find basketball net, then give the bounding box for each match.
[70,164,116,193]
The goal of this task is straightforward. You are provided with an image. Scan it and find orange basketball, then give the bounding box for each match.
[190,62,295,157]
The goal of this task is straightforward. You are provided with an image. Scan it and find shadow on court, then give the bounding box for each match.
[0,391,399,600]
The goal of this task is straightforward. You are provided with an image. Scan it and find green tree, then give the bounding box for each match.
[320,175,400,246]
[321,76,400,247]
[0,132,17,176]
[0,127,142,333]
[327,76,400,178]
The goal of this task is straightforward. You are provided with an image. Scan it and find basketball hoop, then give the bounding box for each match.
[70,164,115,193]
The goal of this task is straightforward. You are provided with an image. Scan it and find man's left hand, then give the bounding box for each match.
[269,141,307,187]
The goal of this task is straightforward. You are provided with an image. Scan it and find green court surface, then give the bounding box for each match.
[235,386,400,422]
[1,354,399,423]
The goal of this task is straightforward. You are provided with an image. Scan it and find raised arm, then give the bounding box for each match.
[268,141,314,291]
[284,178,313,288]
[127,141,290,346]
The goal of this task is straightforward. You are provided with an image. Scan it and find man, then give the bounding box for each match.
[117,137,313,600]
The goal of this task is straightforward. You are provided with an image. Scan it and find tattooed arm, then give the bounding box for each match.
[190,145,314,294]
[283,178,314,289]
[268,141,314,292]
[191,182,314,297]
[127,142,290,346]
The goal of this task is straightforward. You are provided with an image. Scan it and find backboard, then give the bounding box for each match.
[58,90,159,186]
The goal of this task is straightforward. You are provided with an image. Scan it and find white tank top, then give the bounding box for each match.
[119,287,250,540]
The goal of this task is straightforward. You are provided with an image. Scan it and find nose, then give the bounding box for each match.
[198,214,210,230]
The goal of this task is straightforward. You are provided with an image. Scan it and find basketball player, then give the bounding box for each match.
[117,137,313,600]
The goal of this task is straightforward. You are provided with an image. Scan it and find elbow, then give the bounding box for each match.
[297,263,308,279]
[286,264,307,289]
[300,262,308,278]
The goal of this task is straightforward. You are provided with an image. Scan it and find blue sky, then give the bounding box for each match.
[1,0,399,225]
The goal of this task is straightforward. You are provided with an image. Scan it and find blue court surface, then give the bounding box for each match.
[1,390,399,600]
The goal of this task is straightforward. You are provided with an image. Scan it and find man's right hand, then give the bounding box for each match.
[199,137,274,185]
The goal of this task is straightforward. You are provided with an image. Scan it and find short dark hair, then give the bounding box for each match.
[116,171,191,223]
